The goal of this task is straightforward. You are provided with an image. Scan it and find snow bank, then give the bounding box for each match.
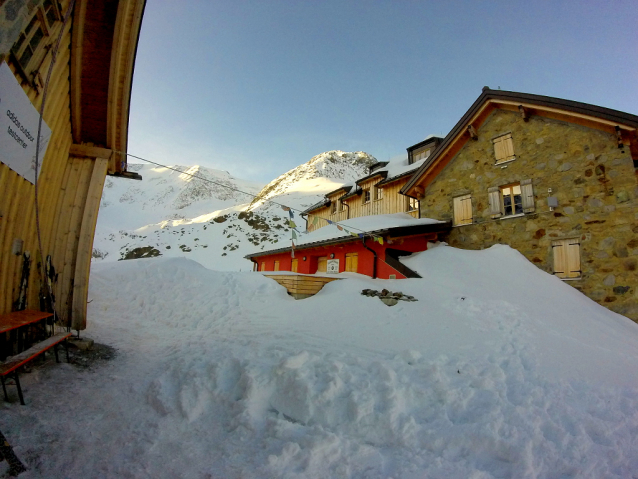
[2,246,638,478]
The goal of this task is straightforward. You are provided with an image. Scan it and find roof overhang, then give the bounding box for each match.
[401,88,638,197]
[71,0,146,175]
[245,221,451,259]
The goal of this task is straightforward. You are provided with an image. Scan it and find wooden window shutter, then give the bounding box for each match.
[552,239,581,278]
[488,187,502,217]
[493,133,515,164]
[520,179,535,213]
[453,194,472,225]
[503,134,515,161]
[493,136,506,163]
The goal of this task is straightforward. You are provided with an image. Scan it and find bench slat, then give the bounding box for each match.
[0,332,71,376]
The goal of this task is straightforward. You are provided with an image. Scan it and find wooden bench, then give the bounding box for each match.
[1,332,71,405]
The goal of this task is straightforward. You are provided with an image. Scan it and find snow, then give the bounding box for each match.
[281,213,443,252]
[374,154,427,182]
[3,244,638,478]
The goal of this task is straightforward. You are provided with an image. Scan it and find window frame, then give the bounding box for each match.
[362,188,371,204]
[10,0,61,83]
[500,182,523,217]
[373,184,383,201]
[406,196,419,212]
[330,201,337,215]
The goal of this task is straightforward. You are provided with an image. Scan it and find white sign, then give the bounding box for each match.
[0,61,51,184]
[327,259,340,274]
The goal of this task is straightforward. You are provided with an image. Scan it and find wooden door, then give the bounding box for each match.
[291,258,298,272]
[274,261,280,271]
[345,253,358,272]
[317,256,327,273]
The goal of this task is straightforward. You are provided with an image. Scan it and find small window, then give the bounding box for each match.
[340,199,347,212]
[260,262,266,271]
[10,1,61,76]
[411,148,431,164]
[374,184,383,201]
[406,197,419,212]
[501,183,523,216]
[453,194,472,226]
[330,201,337,215]
[362,188,371,204]
[493,133,515,164]
[552,238,581,279]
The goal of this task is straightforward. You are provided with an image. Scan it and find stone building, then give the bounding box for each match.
[401,88,638,321]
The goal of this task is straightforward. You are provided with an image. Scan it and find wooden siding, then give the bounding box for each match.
[264,274,341,299]
[0,0,145,330]
[307,177,418,232]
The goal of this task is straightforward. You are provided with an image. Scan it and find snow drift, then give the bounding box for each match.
[2,245,638,478]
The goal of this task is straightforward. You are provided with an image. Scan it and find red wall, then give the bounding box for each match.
[252,234,435,279]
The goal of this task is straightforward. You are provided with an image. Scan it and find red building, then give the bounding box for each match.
[246,214,450,279]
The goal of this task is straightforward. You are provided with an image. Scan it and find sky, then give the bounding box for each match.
[128,0,638,183]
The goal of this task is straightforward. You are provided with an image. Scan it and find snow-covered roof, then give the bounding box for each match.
[246,213,448,257]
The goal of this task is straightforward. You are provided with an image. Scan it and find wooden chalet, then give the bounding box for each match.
[0,0,146,331]
[304,136,443,233]
[246,214,451,281]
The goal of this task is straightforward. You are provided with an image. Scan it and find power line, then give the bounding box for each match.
[116,151,383,239]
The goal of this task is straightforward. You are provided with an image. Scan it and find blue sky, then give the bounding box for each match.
[128,0,638,183]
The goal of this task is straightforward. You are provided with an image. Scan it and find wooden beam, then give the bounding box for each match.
[69,144,113,160]
[518,104,529,122]
[467,124,478,140]
[71,157,108,330]
[70,0,88,144]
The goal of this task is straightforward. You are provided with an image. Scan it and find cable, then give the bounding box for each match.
[33,0,77,327]
[116,151,386,240]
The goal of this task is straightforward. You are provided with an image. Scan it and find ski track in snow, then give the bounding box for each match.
[2,247,638,478]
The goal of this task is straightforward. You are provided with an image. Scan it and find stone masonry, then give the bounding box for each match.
[419,109,638,321]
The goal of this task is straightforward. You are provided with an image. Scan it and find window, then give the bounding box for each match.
[330,201,337,215]
[260,262,266,271]
[552,238,581,279]
[488,180,534,218]
[345,253,358,273]
[11,0,61,77]
[373,184,383,201]
[411,148,431,164]
[341,199,347,212]
[362,188,371,204]
[406,197,419,212]
[453,194,472,226]
[501,183,523,216]
[493,133,515,164]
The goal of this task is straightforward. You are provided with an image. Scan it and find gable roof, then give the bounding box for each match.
[245,213,450,258]
[401,88,638,197]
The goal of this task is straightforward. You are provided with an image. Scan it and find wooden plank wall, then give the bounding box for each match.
[0,7,73,316]
[307,178,416,232]
[264,274,341,297]
[0,0,109,330]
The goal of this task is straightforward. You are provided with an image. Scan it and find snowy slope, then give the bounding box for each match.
[93,151,376,270]
[3,244,638,478]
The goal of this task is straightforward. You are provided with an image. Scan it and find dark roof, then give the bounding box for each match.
[377,167,421,187]
[245,221,452,259]
[324,185,353,197]
[341,187,362,201]
[402,88,638,195]
[355,170,388,185]
[369,161,389,173]
[302,199,330,215]
[406,136,444,153]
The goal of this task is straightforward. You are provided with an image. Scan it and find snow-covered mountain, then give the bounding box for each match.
[93,151,377,270]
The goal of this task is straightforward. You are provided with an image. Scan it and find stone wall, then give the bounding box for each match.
[419,108,638,321]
